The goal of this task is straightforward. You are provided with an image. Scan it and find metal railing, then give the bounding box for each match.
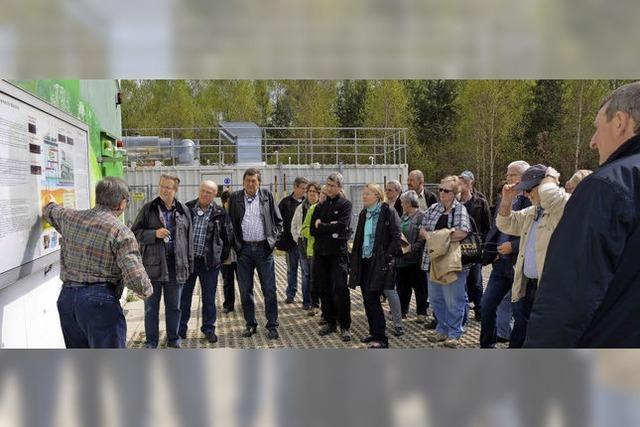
[122,126,407,167]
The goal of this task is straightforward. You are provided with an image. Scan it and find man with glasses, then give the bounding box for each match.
[479,161,530,348]
[132,173,193,348]
[311,172,353,342]
[495,164,569,347]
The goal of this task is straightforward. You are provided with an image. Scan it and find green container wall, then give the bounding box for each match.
[10,79,123,205]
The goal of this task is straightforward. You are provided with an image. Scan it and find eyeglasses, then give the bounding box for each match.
[438,188,453,194]
[385,188,395,192]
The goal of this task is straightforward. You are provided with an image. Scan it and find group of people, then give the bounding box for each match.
[43,81,640,349]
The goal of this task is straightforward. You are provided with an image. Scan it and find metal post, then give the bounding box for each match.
[354,128,358,165]
[310,128,314,164]
[297,138,301,164]
[171,128,175,167]
[336,138,339,164]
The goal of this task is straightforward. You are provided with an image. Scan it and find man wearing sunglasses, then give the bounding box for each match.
[495,164,569,348]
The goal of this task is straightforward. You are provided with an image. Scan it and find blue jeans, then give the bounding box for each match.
[285,247,301,300]
[144,281,184,347]
[237,242,279,329]
[384,289,403,328]
[510,278,537,348]
[57,284,126,348]
[179,259,221,337]
[480,258,514,348]
[428,269,469,339]
[496,291,513,339]
[298,243,312,307]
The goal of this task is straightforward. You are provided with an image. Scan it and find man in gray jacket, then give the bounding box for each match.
[132,173,193,348]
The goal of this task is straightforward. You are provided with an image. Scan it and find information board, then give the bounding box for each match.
[0,81,90,279]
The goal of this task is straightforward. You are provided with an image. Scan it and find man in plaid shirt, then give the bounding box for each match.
[43,177,153,348]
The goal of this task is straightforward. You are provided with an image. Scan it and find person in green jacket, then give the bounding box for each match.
[291,181,321,315]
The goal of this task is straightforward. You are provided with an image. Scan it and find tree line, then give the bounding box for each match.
[121,80,630,202]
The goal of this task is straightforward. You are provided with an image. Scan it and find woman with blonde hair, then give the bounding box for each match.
[419,175,471,348]
[350,183,402,348]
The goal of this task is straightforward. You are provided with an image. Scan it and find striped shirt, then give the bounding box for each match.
[242,191,266,242]
[43,203,152,296]
[192,203,212,257]
[420,200,470,271]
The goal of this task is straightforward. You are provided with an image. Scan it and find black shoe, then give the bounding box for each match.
[425,319,438,330]
[178,332,187,340]
[340,329,352,342]
[205,331,218,343]
[318,325,337,336]
[318,317,328,326]
[267,328,279,340]
[167,342,181,349]
[302,305,310,310]
[394,327,405,337]
[285,297,294,304]
[497,336,510,343]
[222,307,234,314]
[242,325,257,337]
[360,335,375,343]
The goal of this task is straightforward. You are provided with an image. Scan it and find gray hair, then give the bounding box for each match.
[386,180,402,194]
[602,82,640,134]
[409,169,424,183]
[96,177,130,209]
[507,160,530,174]
[400,190,419,208]
[327,172,344,188]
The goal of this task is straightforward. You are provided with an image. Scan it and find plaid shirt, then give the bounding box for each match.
[43,203,152,296]
[242,191,266,242]
[420,200,470,271]
[192,203,212,257]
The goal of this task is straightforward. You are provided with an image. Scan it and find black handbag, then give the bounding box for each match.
[455,207,483,265]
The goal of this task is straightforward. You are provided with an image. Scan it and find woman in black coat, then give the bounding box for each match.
[350,183,402,348]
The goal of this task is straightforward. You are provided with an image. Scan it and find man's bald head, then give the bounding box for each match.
[198,180,218,207]
[408,170,424,192]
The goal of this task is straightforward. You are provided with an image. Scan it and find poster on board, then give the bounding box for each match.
[0,85,90,276]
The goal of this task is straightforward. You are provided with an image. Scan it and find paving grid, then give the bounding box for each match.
[126,256,502,349]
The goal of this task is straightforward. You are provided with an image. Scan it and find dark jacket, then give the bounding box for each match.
[131,197,193,283]
[310,193,352,257]
[396,209,426,268]
[349,203,402,291]
[228,188,283,253]
[463,192,492,238]
[481,194,530,266]
[392,198,403,218]
[276,193,303,251]
[525,133,640,348]
[185,199,232,269]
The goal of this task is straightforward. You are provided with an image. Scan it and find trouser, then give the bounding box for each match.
[237,242,279,330]
[397,263,428,316]
[361,258,388,344]
[221,262,237,310]
[428,269,470,339]
[466,263,483,312]
[510,278,538,348]
[384,289,403,329]
[479,258,514,348]
[144,280,184,347]
[179,258,221,337]
[57,283,126,348]
[285,247,301,300]
[315,253,351,330]
[297,242,312,307]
